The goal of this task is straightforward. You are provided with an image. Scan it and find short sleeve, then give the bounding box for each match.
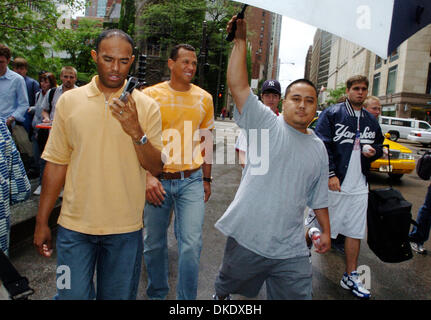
[307,144,329,209]
[143,99,163,152]
[200,94,215,130]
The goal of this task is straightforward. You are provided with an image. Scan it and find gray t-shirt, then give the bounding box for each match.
[215,92,329,259]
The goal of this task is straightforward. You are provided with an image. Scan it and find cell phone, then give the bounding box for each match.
[119,76,139,102]
[225,4,248,42]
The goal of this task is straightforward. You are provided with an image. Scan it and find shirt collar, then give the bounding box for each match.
[345,99,364,117]
[86,75,127,99]
[0,67,14,80]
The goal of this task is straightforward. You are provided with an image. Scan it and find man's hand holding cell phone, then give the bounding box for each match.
[110,77,144,142]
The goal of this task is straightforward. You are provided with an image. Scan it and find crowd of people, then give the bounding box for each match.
[0,14,430,301]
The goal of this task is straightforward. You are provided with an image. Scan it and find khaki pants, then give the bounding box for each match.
[11,124,33,157]
[11,124,33,172]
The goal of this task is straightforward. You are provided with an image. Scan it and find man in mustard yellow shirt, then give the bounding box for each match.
[33,29,163,300]
[143,44,215,300]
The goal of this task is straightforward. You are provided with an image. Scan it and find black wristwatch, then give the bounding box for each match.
[203,176,213,183]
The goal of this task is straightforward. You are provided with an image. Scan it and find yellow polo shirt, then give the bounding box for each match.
[42,76,162,235]
[143,82,215,173]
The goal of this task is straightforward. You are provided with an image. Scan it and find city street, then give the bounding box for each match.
[6,120,431,300]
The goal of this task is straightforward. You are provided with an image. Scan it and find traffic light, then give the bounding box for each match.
[137,54,147,86]
[218,84,225,99]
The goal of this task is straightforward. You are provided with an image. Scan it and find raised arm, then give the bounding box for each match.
[226,16,250,114]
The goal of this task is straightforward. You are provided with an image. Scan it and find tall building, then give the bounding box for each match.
[369,25,431,119]
[267,13,282,80]
[304,45,312,79]
[310,29,332,92]
[323,24,431,119]
[104,0,122,22]
[86,0,110,17]
[245,7,282,89]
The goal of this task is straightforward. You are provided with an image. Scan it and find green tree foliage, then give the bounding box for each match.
[137,0,239,112]
[119,0,136,36]
[0,0,86,78]
[138,0,207,51]
[325,84,347,106]
[55,18,103,84]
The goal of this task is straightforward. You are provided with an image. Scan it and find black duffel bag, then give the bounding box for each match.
[367,187,416,263]
[367,144,417,263]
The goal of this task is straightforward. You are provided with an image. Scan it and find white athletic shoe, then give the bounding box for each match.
[340,271,371,299]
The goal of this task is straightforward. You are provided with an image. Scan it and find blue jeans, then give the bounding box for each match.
[143,169,205,300]
[409,184,431,245]
[55,225,143,300]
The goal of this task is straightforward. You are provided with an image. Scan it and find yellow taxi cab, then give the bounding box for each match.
[308,117,415,180]
[369,135,415,180]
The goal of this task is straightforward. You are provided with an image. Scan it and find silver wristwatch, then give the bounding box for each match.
[134,134,148,145]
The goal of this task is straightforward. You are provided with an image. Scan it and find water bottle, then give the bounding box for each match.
[308,227,321,247]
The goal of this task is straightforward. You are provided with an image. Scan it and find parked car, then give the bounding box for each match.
[379,116,431,141]
[369,138,415,180]
[309,118,415,180]
[407,129,431,147]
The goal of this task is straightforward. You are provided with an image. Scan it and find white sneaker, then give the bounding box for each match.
[340,271,371,299]
[33,185,42,196]
[410,242,427,254]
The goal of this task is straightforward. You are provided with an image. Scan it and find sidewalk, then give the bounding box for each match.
[10,178,61,252]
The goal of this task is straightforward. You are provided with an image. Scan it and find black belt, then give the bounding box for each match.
[0,250,34,300]
[158,168,200,180]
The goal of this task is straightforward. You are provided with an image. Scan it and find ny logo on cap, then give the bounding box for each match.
[268,81,275,87]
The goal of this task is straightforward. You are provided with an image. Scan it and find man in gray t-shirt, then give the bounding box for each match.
[213,16,331,300]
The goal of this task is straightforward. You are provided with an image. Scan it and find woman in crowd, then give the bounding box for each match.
[29,72,57,195]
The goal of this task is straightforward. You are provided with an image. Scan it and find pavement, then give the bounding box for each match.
[4,121,431,301]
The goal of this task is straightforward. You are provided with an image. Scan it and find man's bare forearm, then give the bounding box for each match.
[36,162,67,226]
[314,208,330,235]
[227,18,250,113]
[134,141,163,177]
[202,162,211,179]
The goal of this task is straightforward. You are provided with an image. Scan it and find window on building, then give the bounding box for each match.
[372,73,381,96]
[389,47,399,62]
[375,55,382,69]
[427,63,431,94]
[386,65,398,95]
[261,26,264,31]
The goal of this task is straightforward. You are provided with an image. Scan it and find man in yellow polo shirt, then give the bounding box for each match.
[33,29,163,300]
[143,44,215,300]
